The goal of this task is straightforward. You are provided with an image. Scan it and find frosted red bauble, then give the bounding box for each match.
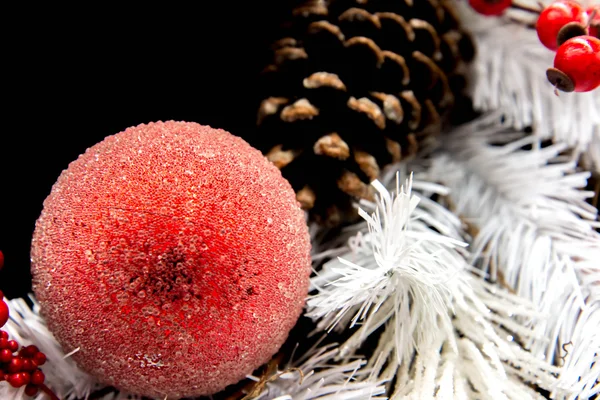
[31,121,311,398]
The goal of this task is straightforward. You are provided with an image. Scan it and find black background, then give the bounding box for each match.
[0,3,291,299]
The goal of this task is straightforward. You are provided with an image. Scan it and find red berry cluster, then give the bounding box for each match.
[0,251,59,400]
[469,0,600,93]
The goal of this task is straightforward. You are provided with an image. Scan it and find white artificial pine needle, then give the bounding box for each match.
[247,343,386,400]
[583,127,600,173]
[308,173,465,366]
[455,0,600,163]
[308,169,562,399]
[430,115,600,399]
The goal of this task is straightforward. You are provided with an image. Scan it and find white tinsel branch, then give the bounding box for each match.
[308,174,466,366]
[246,342,386,400]
[307,171,563,399]
[455,0,600,160]
[377,275,560,400]
[430,116,600,398]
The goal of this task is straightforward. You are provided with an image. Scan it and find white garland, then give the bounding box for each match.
[429,116,600,398]
[307,171,562,399]
[247,343,386,400]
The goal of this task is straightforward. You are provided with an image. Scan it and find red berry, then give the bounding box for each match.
[0,348,13,363]
[0,250,4,270]
[7,340,18,352]
[21,345,39,358]
[588,6,600,38]
[31,121,311,398]
[21,358,36,372]
[7,372,28,388]
[537,0,587,50]
[549,35,600,92]
[7,356,24,373]
[0,337,8,349]
[31,369,45,385]
[6,340,19,353]
[0,300,8,328]
[21,371,31,385]
[0,330,8,340]
[468,0,513,16]
[33,351,46,366]
[25,383,39,396]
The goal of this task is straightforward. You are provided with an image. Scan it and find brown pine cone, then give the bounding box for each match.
[252,0,475,226]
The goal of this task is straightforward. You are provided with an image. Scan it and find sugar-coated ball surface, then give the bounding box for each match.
[31,121,312,398]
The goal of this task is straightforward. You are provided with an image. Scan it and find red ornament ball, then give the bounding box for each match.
[31,121,312,398]
[551,35,600,92]
[468,0,512,16]
[537,0,587,50]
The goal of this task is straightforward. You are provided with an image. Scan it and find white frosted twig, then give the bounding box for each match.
[308,169,561,398]
[308,174,465,366]
[430,117,600,398]
[248,343,387,400]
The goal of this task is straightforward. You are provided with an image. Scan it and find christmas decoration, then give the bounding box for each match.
[2,1,600,399]
[253,0,475,225]
[28,121,311,398]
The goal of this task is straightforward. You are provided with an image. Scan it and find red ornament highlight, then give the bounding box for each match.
[536,0,587,50]
[469,0,513,16]
[549,35,600,92]
[30,121,312,398]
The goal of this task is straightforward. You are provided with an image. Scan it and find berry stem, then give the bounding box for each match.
[511,1,542,14]
[587,9,597,29]
[39,383,60,400]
